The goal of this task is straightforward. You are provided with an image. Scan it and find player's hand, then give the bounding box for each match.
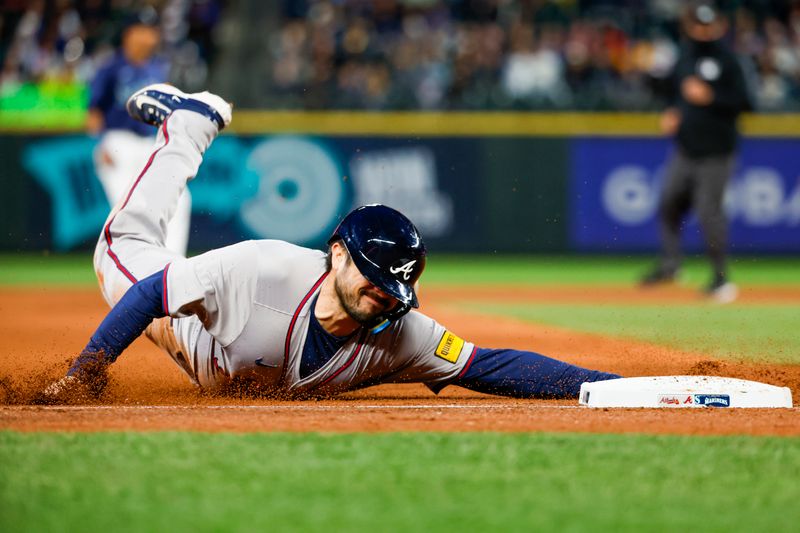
[32,375,91,405]
[98,148,114,167]
[681,76,714,106]
[86,108,104,137]
[660,108,681,135]
[32,364,109,405]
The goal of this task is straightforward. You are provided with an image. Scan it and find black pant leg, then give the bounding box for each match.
[658,151,694,273]
[693,154,735,280]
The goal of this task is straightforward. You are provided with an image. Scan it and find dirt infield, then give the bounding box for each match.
[1,286,798,435]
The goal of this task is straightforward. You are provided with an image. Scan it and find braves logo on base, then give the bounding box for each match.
[658,394,694,406]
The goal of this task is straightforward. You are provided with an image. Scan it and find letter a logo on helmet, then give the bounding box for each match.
[328,204,426,312]
[390,260,417,281]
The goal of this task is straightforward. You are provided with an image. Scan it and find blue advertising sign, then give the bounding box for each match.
[19,131,796,253]
[22,137,109,251]
[20,134,483,251]
[570,138,800,252]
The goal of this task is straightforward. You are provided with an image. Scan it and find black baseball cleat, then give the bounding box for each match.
[126,83,232,130]
[639,266,680,286]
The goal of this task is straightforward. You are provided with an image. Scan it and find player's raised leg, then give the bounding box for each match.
[39,86,231,403]
[93,84,232,306]
[164,184,192,255]
[95,130,194,257]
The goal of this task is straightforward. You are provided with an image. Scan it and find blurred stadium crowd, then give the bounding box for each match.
[0,0,221,97]
[1,0,800,111]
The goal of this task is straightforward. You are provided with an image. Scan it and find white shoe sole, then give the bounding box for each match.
[708,282,738,304]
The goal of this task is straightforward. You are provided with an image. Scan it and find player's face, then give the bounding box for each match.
[685,19,727,42]
[332,247,399,324]
[124,25,160,62]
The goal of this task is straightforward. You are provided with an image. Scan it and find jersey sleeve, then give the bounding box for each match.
[88,62,114,112]
[165,241,260,346]
[389,311,476,386]
[710,55,753,113]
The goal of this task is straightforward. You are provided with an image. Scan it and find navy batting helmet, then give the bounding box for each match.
[328,204,426,310]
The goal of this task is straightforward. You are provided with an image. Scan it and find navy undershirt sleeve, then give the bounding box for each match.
[88,62,113,112]
[450,348,621,399]
[68,270,167,376]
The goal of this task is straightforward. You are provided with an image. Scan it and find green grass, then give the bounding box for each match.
[423,255,800,286]
[476,303,800,364]
[0,253,97,286]
[1,432,798,532]
[2,253,799,287]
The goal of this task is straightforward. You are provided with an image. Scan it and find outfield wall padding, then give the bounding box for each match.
[2,131,797,253]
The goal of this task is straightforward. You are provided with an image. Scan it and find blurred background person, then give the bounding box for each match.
[86,7,191,255]
[640,1,753,303]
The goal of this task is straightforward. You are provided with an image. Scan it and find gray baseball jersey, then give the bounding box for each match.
[90,107,473,398]
[157,239,474,396]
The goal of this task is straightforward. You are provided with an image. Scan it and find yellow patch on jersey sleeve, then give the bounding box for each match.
[435,331,465,363]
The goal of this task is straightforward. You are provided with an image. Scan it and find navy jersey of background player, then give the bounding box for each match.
[89,53,168,136]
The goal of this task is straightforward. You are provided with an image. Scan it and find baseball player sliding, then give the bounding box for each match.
[40,84,620,403]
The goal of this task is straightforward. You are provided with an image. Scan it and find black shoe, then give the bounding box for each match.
[640,267,679,286]
[704,277,738,303]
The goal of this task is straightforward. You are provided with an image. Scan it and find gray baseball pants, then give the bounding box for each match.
[658,149,735,279]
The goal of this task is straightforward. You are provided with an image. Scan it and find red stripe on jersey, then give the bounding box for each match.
[281,271,329,383]
[161,263,171,315]
[457,346,478,379]
[103,117,172,284]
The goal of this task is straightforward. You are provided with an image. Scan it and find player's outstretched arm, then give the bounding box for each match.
[392,312,619,399]
[35,269,170,403]
[442,348,621,399]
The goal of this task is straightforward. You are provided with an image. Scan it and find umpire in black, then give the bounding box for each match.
[642,1,753,303]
